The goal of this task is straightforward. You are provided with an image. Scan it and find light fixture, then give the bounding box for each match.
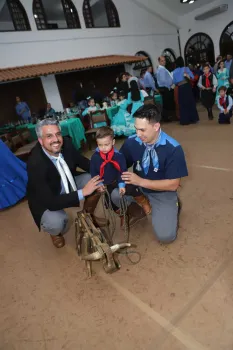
[70,8,73,12]
[34,14,38,18]
[180,0,197,3]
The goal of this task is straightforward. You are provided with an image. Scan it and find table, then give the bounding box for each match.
[18,118,86,149]
[154,94,163,105]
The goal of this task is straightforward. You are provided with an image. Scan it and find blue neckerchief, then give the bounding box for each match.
[142,131,162,175]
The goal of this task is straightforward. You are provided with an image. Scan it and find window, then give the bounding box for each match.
[162,49,176,72]
[33,0,81,30]
[83,0,120,28]
[220,22,233,57]
[184,33,215,66]
[0,0,31,32]
[133,51,153,71]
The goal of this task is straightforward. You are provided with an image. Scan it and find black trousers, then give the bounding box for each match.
[159,87,176,121]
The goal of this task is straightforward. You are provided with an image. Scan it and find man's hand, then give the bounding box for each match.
[119,187,126,196]
[224,109,228,115]
[213,87,216,93]
[230,79,233,85]
[122,172,143,186]
[97,185,106,193]
[202,87,206,90]
[82,176,102,197]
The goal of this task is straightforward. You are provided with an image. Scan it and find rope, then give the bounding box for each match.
[100,189,141,265]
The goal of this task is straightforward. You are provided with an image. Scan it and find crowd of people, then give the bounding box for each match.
[72,53,233,128]
[3,53,233,250]
[14,53,233,131]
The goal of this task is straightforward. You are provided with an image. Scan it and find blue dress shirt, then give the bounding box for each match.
[156,66,173,89]
[120,131,188,193]
[143,71,155,91]
[172,67,194,85]
[225,60,232,72]
[15,102,31,121]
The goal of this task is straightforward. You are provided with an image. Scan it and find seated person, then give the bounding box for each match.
[82,97,99,116]
[111,90,135,137]
[90,126,151,227]
[217,86,233,124]
[109,89,119,107]
[68,101,79,114]
[45,103,56,117]
[27,118,107,249]
[82,97,105,129]
[111,104,188,244]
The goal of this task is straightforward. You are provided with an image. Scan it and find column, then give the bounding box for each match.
[41,75,64,112]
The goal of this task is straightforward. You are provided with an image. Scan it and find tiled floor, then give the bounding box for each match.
[1,105,233,350]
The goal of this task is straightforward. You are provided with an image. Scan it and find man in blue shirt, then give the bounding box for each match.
[144,66,156,94]
[15,96,31,122]
[156,56,176,121]
[225,54,232,72]
[111,104,188,243]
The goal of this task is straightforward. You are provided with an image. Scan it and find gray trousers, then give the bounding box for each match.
[111,189,178,243]
[40,173,91,236]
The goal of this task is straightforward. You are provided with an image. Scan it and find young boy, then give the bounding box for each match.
[217,86,233,124]
[90,126,151,225]
[198,64,218,120]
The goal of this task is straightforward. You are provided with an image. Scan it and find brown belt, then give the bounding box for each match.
[177,80,189,86]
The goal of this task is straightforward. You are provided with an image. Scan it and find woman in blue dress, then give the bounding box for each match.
[216,60,230,99]
[111,91,135,136]
[0,140,28,210]
[173,57,199,125]
[128,80,144,116]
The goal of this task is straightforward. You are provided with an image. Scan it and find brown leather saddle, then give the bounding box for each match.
[75,211,130,277]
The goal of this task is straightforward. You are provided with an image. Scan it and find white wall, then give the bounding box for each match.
[179,0,233,59]
[0,0,179,69]
[41,75,63,111]
[0,21,14,31]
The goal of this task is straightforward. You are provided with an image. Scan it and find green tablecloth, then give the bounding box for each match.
[154,94,163,105]
[19,118,86,149]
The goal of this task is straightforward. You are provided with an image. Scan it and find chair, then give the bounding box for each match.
[20,129,31,143]
[14,140,38,161]
[11,134,25,151]
[85,110,109,150]
[4,139,13,150]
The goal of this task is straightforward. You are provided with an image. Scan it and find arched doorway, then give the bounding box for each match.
[0,0,31,32]
[83,0,120,28]
[184,33,215,66]
[133,51,153,71]
[162,48,176,71]
[220,21,233,56]
[33,0,81,30]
